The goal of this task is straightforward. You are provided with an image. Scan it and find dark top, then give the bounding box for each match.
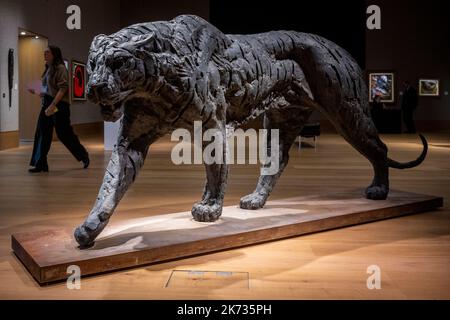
[43,64,70,103]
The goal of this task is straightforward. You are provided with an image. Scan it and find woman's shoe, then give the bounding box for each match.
[28,166,49,173]
[82,157,90,169]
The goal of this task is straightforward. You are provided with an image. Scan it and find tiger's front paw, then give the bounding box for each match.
[74,214,109,249]
[240,192,267,210]
[191,201,222,222]
[74,225,97,249]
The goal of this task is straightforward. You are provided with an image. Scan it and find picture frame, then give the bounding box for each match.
[419,79,440,97]
[368,72,395,103]
[71,60,87,101]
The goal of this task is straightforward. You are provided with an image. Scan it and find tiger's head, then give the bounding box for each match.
[87,32,159,122]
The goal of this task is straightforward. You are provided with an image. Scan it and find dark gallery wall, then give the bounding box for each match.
[210,0,367,129]
[119,0,209,28]
[366,0,450,130]
[211,0,450,131]
[210,0,366,69]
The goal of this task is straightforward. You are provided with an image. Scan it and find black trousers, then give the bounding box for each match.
[402,108,416,133]
[30,95,88,168]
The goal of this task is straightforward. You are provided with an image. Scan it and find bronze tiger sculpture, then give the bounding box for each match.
[74,15,427,247]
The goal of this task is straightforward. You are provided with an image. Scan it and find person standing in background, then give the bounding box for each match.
[27,45,90,173]
[401,80,419,134]
[371,95,384,131]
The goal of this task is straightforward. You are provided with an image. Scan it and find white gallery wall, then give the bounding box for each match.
[0,0,209,149]
[0,0,120,134]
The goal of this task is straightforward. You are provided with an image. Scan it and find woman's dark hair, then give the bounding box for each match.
[41,45,65,78]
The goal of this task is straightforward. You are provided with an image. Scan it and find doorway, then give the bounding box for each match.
[18,29,48,142]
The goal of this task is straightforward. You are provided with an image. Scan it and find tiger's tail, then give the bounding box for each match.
[387,134,428,169]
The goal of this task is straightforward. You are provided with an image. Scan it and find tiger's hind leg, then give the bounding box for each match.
[289,75,390,200]
[240,104,312,210]
[325,99,390,200]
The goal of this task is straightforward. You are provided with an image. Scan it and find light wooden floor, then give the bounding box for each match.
[0,132,449,299]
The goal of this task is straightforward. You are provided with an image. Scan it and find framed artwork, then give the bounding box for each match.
[369,72,395,103]
[419,79,440,97]
[71,60,87,101]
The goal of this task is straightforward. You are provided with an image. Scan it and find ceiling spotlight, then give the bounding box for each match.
[35,36,39,39]
[20,31,26,36]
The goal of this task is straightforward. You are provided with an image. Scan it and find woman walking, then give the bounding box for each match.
[28,45,89,173]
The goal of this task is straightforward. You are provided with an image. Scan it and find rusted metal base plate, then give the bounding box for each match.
[11,189,443,285]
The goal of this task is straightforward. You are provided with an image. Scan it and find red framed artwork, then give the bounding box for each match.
[71,60,87,101]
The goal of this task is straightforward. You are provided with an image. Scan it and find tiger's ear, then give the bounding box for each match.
[119,32,156,52]
[91,34,108,49]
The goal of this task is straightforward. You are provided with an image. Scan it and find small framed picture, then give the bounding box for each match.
[369,72,395,103]
[71,60,87,101]
[419,79,440,97]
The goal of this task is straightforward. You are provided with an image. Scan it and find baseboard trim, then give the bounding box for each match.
[0,131,19,151]
[309,119,450,134]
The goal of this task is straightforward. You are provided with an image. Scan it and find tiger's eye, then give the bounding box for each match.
[112,58,125,70]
